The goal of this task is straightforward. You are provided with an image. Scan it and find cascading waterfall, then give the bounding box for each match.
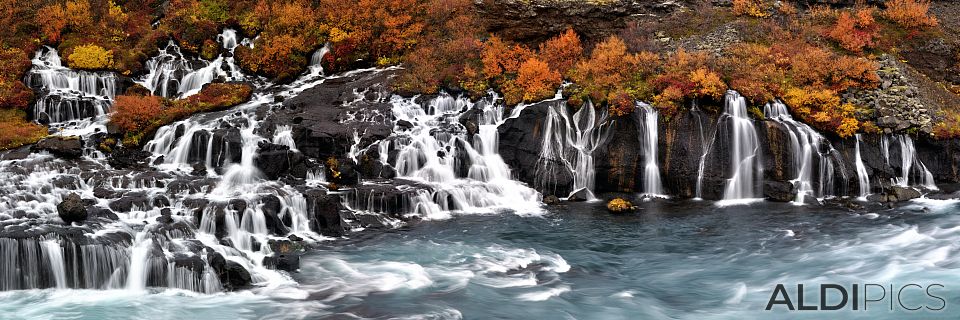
[721,91,762,202]
[535,100,612,200]
[693,104,717,200]
[24,47,117,126]
[634,103,663,196]
[887,134,937,189]
[388,93,542,218]
[41,240,67,289]
[764,101,841,203]
[138,29,244,98]
[854,134,871,198]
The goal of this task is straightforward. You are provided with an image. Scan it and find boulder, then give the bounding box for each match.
[764,181,797,202]
[34,136,84,158]
[303,188,345,236]
[567,188,591,202]
[606,198,635,213]
[543,195,561,206]
[886,186,922,202]
[57,193,88,224]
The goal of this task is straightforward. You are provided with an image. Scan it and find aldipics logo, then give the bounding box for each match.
[765,284,946,311]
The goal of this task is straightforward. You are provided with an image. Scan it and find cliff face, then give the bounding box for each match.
[500,104,960,201]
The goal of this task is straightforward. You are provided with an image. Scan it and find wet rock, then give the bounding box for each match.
[303,188,345,236]
[606,198,635,213]
[208,251,251,291]
[93,186,120,199]
[567,188,591,202]
[52,175,81,190]
[153,195,171,208]
[109,192,150,212]
[886,186,922,202]
[191,163,207,176]
[259,195,289,235]
[254,142,293,180]
[499,101,575,196]
[543,195,561,205]
[34,136,83,158]
[57,193,88,224]
[763,181,797,202]
[87,207,119,221]
[108,147,152,170]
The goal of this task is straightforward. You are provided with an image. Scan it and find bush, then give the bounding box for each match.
[67,44,114,70]
[827,8,878,53]
[733,0,769,18]
[503,58,562,105]
[883,0,938,29]
[538,29,583,78]
[782,88,859,138]
[0,109,47,150]
[569,36,644,109]
[111,83,252,145]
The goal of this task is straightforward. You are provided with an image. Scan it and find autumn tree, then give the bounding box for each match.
[883,0,938,29]
[503,58,562,105]
[538,29,583,78]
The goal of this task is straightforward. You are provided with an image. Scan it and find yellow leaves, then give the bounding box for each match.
[67,44,114,70]
[690,68,726,100]
[65,0,92,29]
[733,0,769,18]
[783,87,859,138]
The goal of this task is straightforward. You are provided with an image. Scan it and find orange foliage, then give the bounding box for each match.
[0,109,46,150]
[0,48,33,109]
[651,50,725,115]
[827,8,878,53]
[37,4,67,42]
[110,95,165,133]
[503,58,562,105]
[569,36,644,108]
[883,0,938,29]
[538,29,583,77]
[481,37,534,80]
[783,88,859,138]
[236,34,308,81]
[111,83,252,145]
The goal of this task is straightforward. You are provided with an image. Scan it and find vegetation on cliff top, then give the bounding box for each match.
[0,0,955,146]
[110,83,252,146]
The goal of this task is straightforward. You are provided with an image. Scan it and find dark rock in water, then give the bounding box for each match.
[260,69,395,162]
[499,101,575,196]
[886,186,922,202]
[764,181,797,202]
[357,146,396,179]
[228,199,247,213]
[264,254,300,272]
[57,193,87,224]
[109,192,150,212]
[87,207,119,220]
[191,162,207,176]
[254,142,297,180]
[222,261,252,289]
[567,188,591,202]
[303,188,345,236]
[397,119,414,131]
[34,136,83,158]
[108,147,152,170]
[52,175,81,189]
[458,107,483,137]
[259,195,289,235]
[93,186,120,199]
[153,195,171,208]
[37,113,50,125]
[543,195,561,205]
[326,156,360,186]
[288,234,303,241]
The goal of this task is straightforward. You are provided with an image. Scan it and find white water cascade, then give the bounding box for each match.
[764,101,842,203]
[854,134,871,198]
[634,103,663,196]
[24,47,118,128]
[885,135,937,189]
[535,100,612,200]
[721,91,762,202]
[41,240,67,289]
[138,29,244,98]
[388,93,543,218]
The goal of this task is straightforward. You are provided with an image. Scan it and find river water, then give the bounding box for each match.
[2,199,957,319]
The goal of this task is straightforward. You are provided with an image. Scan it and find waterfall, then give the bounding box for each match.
[535,100,612,200]
[138,29,244,98]
[764,101,841,203]
[635,103,663,196]
[214,114,264,194]
[887,134,937,189]
[721,91,762,202]
[24,47,116,126]
[272,125,298,151]
[854,134,871,198]
[41,240,68,289]
[693,106,716,200]
[125,233,153,291]
[388,92,542,217]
